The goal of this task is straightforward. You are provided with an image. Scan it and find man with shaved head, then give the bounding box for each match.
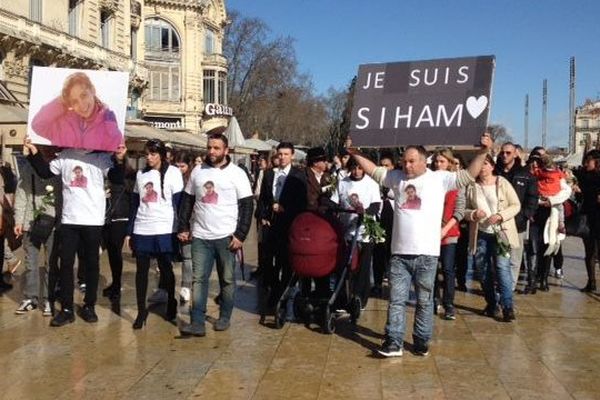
[347,135,493,358]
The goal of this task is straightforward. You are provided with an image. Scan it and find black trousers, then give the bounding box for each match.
[264,224,292,306]
[103,221,128,290]
[58,224,103,309]
[135,252,175,312]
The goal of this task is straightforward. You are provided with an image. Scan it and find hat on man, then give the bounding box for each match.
[307,147,327,165]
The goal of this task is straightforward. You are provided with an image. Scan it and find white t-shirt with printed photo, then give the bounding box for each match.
[50,149,113,226]
[383,169,457,256]
[186,162,253,240]
[133,165,184,235]
[332,175,381,242]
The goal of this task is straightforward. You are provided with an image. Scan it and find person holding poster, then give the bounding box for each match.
[346,134,492,358]
[23,139,126,327]
[30,71,123,152]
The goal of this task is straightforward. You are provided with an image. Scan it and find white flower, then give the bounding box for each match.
[45,185,54,192]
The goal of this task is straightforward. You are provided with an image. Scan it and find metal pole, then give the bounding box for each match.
[542,79,548,148]
[569,57,576,153]
[524,94,529,150]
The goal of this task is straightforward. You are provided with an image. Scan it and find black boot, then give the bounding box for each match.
[165,299,178,321]
[581,280,597,292]
[133,309,148,329]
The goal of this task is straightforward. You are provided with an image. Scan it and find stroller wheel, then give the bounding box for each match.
[350,296,361,325]
[322,308,336,334]
[275,301,287,329]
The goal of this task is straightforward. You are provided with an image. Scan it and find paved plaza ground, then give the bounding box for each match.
[0,229,599,399]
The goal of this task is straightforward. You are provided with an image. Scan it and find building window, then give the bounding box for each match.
[205,29,215,55]
[204,70,227,105]
[68,0,82,36]
[145,18,180,57]
[30,0,42,22]
[144,18,181,102]
[0,52,4,81]
[203,70,215,104]
[218,71,227,105]
[100,10,113,49]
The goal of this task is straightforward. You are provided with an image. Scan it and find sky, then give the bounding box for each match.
[226,0,600,148]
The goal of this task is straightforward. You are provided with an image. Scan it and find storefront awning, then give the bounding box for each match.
[244,138,272,151]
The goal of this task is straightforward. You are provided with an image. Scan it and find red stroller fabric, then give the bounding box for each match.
[289,212,341,278]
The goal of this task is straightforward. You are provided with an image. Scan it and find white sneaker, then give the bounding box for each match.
[179,287,191,303]
[42,301,52,317]
[15,299,36,314]
[148,288,168,304]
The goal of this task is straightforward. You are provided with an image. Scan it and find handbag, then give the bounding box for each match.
[29,175,56,247]
[565,199,589,238]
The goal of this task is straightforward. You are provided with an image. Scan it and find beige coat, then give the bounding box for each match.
[464,175,521,254]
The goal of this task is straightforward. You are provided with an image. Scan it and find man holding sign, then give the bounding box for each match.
[346,134,493,357]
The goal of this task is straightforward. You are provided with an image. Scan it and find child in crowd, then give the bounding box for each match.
[532,154,565,233]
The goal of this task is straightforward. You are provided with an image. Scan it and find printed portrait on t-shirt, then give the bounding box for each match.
[69,165,88,188]
[348,192,364,211]
[201,180,219,204]
[142,181,158,203]
[400,184,422,210]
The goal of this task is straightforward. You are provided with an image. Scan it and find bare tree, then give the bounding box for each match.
[224,11,328,146]
[487,123,514,144]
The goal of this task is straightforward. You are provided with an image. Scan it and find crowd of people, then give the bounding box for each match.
[1,127,599,358]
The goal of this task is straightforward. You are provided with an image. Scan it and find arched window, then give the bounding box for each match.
[144,18,181,102]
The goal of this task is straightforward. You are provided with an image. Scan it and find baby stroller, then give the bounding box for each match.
[274,210,363,333]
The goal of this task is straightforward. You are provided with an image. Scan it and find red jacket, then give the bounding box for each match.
[441,190,460,245]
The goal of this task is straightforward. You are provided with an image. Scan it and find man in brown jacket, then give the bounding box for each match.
[305,147,333,212]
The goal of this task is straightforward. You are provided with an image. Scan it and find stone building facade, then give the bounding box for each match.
[575,100,600,154]
[0,0,229,136]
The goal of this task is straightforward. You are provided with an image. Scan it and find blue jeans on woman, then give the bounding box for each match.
[439,243,457,311]
[475,231,514,310]
[385,254,438,348]
[191,237,235,325]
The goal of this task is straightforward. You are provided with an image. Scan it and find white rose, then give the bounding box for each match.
[45,185,53,192]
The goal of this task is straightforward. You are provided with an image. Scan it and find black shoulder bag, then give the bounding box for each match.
[29,175,56,247]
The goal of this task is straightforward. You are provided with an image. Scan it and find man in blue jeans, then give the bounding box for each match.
[346,134,492,357]
[177,128,253,336]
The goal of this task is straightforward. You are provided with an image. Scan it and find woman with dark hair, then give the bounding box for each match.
[102,144,136,309]
[174,150,194,302]
[574,149,600,292]
[465,154,521,322]
[126,139,184,329]
[432,149,466,320]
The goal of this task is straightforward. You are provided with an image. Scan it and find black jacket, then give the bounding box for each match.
[257,166,307,232]
[496,162,539,232]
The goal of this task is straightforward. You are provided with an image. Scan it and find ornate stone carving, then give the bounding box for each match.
[99,0,119,14]
[4,59,28,79]
[131,1,142,29]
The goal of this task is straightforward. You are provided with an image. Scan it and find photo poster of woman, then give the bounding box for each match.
[27,67,129,152]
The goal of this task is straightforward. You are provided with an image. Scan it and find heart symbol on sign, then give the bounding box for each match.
[466,96,488,119]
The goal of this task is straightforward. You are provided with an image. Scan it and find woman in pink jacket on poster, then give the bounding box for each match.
[31,71,123,152]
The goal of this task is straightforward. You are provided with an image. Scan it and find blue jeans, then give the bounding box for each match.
[191,237,235,325]
[385,254,438,348]
[475,232,514,310]
[440,243,457,310]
